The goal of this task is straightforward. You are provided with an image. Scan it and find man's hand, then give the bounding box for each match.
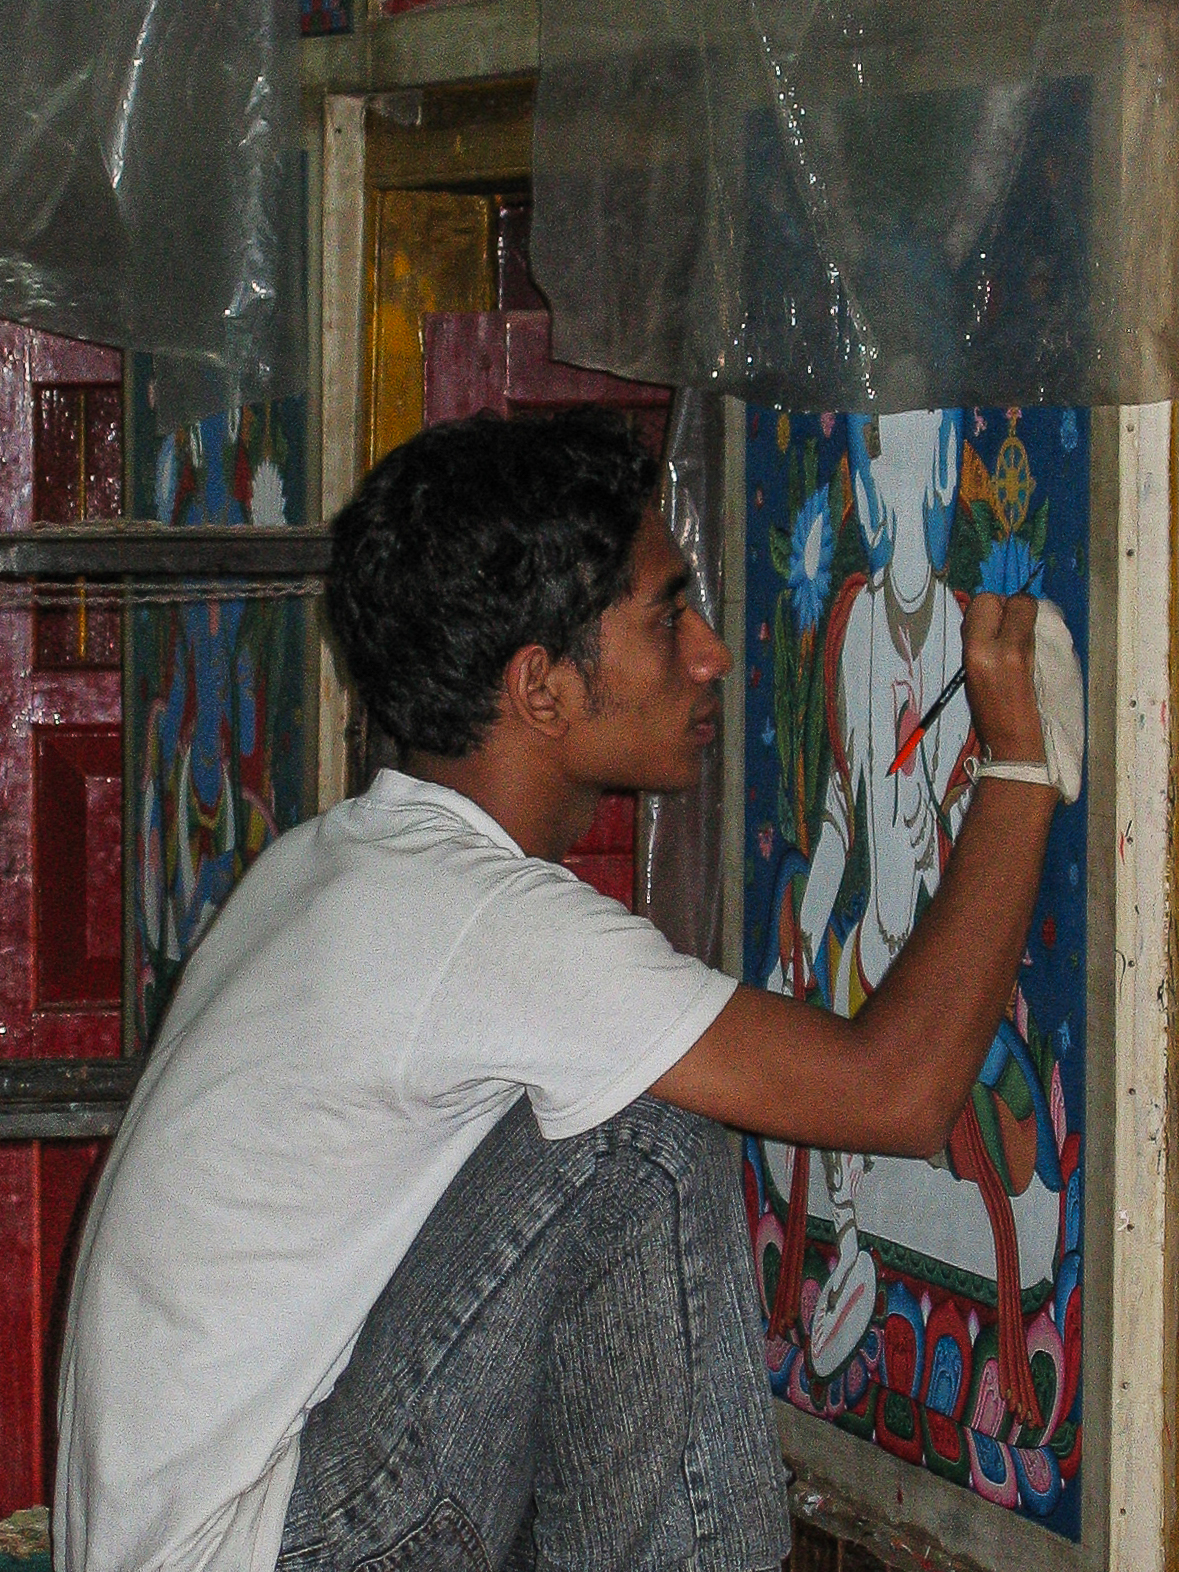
[962,592,1046,766]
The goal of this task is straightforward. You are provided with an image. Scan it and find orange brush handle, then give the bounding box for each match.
[887,726,925,777]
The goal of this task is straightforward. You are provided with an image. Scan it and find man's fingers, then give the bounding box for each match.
[997,592,1038,651]
[963,590,1003,645]
[962,590,1045,764]
[963,590,1038,654]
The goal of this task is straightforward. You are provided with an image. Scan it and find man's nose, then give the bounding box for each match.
[684,607,733,682]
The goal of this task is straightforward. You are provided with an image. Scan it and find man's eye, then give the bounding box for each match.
[663,599,688,629]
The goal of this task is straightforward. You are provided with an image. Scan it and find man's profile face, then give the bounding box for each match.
[560,508,732,795]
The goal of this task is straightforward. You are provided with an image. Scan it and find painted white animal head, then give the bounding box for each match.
[847,409,963,592]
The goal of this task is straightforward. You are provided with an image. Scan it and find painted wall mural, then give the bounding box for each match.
[130,367,311,1051]
[742,405,1088,1537]
[301,0,352,35]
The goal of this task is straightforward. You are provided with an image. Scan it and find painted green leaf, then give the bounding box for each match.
[829,479,868,586]
[769,523,793,579]
[971,497,1003,547]
[803,651,828,838]
[948,497,985,596]
[1024,1006,1057,1097]
[777,776,793,848]
[1049,1420,1077,1459]
[787,447,802,530]
[995,1055,1035,1123]
[803,436,819,499]
[1028,498,1049,560]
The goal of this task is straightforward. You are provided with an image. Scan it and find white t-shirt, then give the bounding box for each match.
[55,770,736,1572]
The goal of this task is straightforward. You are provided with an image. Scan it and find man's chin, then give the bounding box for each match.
[634,760,704,796]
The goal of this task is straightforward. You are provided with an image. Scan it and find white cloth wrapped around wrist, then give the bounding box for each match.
[964,752,1053,790]
[966,595,1085,804]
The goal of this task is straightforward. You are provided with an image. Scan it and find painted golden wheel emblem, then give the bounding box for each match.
[994,415,1035,532]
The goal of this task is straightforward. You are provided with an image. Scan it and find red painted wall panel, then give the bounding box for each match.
[83,386,123,521]
[33,387,84,523]
[563,794,637,910]
[0,325,124,1512]
[496,199,547,312]
[35,729,122,1008]
[35,599,122,670]
[422,310,671,426]
[32,381,122,526]
[0,1143,40,1514]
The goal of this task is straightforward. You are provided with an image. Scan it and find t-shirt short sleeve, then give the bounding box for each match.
[411,859,737,1139]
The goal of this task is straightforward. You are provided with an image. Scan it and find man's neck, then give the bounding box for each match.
[403,742,600,863]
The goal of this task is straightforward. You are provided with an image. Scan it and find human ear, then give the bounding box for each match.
[502,644,573,739]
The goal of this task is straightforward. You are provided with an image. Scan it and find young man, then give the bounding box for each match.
[56,409,1059,1572]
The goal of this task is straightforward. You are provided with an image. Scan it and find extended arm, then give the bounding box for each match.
[652,592,1057,1159]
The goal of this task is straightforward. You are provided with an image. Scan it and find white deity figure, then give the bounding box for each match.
[776,408,974,1380]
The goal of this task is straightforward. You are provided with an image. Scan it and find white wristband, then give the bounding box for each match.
[964,751,1053,789]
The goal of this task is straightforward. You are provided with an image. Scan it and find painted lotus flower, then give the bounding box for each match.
[979,534,1041,597]
[788,487,835,633]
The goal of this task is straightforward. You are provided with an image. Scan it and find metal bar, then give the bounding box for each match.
[0,1105,129,1139]
[0,525,332,579]
[0,1057,143,1105]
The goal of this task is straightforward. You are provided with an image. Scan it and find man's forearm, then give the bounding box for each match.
[848,775,1057,1154]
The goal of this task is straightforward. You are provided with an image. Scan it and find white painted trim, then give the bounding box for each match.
[1110,401,1172,1572]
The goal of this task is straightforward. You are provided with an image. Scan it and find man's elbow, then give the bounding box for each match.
[873,1078,961,1161]
[909,1106,959,1161]
[850,1018,969,1159]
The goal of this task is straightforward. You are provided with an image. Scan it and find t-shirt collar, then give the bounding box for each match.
[363,768,525,857]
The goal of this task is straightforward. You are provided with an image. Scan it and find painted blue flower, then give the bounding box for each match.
[1060,409,1079,453]
[761,717,776,748]
[788,487,834,633]
[979,534,1042,597]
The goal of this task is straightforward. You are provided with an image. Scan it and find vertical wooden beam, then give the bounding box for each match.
[1168,402,1179,1572]
[318,94,368,810]
[721,395,747,979]
[1101,2,1179,1556]
[1110,401,1173,1572]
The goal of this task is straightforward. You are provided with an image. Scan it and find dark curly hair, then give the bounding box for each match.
[327,407,659,757]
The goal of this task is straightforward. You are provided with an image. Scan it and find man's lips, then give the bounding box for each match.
[691,702,720,743]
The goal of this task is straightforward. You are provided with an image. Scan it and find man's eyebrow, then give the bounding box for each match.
[649,565,692,607]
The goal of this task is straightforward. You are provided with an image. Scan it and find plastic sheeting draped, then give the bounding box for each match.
[0,0,303,428]
[637,389,727,966]
[533,1,1179,413]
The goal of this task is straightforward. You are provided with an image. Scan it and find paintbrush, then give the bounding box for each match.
[885,565,1042,778]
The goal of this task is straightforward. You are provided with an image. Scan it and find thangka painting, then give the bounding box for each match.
[129,363,313,1051]
[742,406,1088,1537]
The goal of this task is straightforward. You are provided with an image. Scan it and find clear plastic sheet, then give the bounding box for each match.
[0,0,303,428]
[533,1,1179,412]
[636,389,726,965]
